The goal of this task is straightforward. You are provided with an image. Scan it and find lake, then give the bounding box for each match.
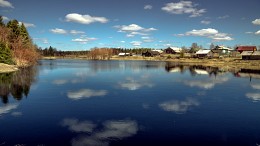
[1,59,260,146]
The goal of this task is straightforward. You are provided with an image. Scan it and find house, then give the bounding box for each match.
[142,50,160,57]
[241,51,260,60]
[164,47,182,54]
[211,45,233,56]
[118,53,130,56]
[195,50,212,58]
[236,46,257,53]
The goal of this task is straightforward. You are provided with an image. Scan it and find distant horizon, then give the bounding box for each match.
[1,0,260,51]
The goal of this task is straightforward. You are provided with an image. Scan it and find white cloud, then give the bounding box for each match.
[218,15,230,19]
[130,41,142,47]
[114,24,157,37]
[120,41,125,43]
[141,36,154,42]
[161,1,206,17]
[159,98,199,114]
[144,5,153,10]
[50,28,67,34]
[33,38,49,44]
[180,28,234,42]
[252,19,260,25]
[67,89,107,100]
[70,30,85,35]
[2,16,9,21]
[0,0,14,8]
[246,93,260,102]
[72,36,98,44]
[65,13,109,24]
[19,22,36,28]
[52,79,68,85]
[0,104,18,116]
[255,30,260,35]
[62,118,96,133]
[245,32,253,34]
[201,20,211,25]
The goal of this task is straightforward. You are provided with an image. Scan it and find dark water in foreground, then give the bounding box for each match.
[1,59,260,146]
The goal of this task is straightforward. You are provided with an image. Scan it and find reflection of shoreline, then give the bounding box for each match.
[0,66,38,104]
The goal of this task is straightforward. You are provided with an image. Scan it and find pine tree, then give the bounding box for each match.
[0,16,5,27]
[7,19,20,43]
[19,23,31,45]
[0,42,14,64]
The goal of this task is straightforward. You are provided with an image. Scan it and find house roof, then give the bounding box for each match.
[252,51,260,55]
[241,51,253,56]
[236,46,257,51]
[196,50,211,55]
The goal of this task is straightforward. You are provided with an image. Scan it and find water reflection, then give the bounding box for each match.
[182,76,229,89]
[0,104,18,116]
[67,89,108,100]
[118,77,154,91]
[159,98,199,114]
[62,118,138,146]
[246,93,260,102]
[0,67,38,104]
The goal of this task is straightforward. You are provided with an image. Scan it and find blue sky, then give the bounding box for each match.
[1,0,260,50]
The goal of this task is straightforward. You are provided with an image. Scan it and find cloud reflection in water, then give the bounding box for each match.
[182,76,229,89]
[119,77,154,91]
[159,98,199,114]
[67,89,108,100]
[246,93,260,102]
[0,104,18,116]
[62,118,138,146]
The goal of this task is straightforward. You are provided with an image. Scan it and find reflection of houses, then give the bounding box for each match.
[164,47,182,54]
[195,50,212,58]
[241,51,260,60]
[236,46,257,53]
[234,69,260,81]
[142,50,160,57]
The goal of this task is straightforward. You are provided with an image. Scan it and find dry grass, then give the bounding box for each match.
[0,63,18,73]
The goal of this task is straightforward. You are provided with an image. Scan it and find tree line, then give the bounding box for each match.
[0,16,39,67]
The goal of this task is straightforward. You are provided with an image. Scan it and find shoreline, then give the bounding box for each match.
[0,63,19,73]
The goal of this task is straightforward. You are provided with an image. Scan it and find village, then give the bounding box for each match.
[118,45,259,60]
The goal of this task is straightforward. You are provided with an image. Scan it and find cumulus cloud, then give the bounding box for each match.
[72,35,98,44]
[62,118,96,133]
[33,38,49,44]
[246,93,260,102]
[144,5,153,10]
[252,19,260,25]
[218,15,230,19]
[178,28,234,42]
[0,0,14,8]
[141,36,154,42]
[130,41,142,47]
[67,89,107,100]
[19,22,36,28]
[255,30,260,35]
[65,13,109,24]
[201,20,211,25]
[159,98,199,114]
[161,1,206,17]
[114,24,157,37]
[70,30,85,35]
[0,104,18,116]
[50,28,67,34]
[2,16,9,21]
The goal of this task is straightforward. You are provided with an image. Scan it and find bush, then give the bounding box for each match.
[0,42,14,65]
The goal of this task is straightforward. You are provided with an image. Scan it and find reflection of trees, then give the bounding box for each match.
[0,66,38,104]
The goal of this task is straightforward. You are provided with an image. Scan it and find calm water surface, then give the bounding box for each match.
[1,59,260,146]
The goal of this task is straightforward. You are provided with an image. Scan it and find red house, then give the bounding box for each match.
[236,46,257,53]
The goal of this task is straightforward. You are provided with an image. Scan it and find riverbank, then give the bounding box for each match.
[40,55,260,70]
[0,63,18,73]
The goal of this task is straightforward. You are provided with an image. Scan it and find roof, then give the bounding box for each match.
[252,51,260,55]
[216,45,233,51]
[236,46,257,51]
[196,50,211,55]
[152,50,163,53]
[241,51,253,56]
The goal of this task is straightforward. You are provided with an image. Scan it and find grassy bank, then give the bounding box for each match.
[0,63,18,73]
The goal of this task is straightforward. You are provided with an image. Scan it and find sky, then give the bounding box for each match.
[1,0,260,50]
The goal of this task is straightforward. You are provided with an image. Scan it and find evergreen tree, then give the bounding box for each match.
[19,23,31,45]
[210,43,215,50]
[7,19,20,43]
[0,16,5,26]
[0,42,14,64]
